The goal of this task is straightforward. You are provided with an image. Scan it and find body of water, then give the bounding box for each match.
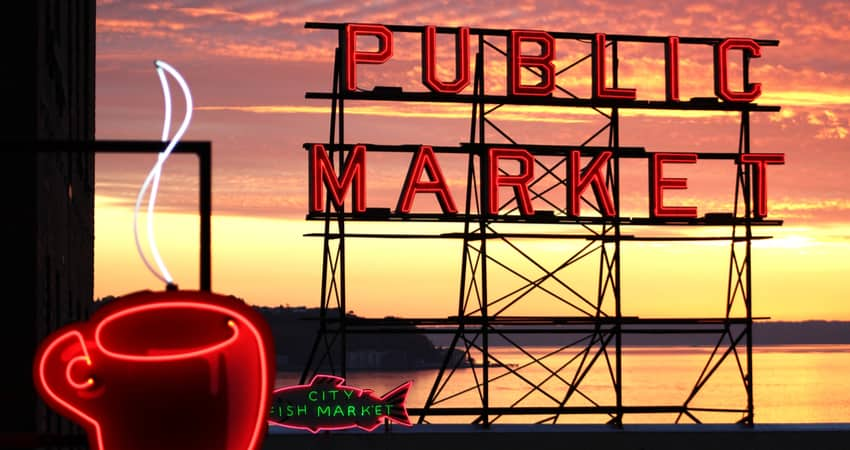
[276,344,850,424]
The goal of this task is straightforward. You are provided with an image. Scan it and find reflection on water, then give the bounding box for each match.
[276,344,850,424]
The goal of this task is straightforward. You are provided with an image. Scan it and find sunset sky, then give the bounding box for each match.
[93,0,850,320]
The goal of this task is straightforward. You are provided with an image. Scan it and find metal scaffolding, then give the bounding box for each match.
[301,23,781,426]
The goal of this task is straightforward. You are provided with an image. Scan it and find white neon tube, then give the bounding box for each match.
[133,60,193,286]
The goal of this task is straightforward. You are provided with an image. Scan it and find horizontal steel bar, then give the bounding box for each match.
[306,212,782,227]
[409,405,748,415]
[303,143,476,154]
[459,144,750,160]
[304,316,768,325]
[303,143,647,156]
[304,233,638,240]
[628,216,782,226]
[304,143,766,160]
[303,233,773,241]
[323,327,745,334]
[304,22,779,46]
[616,236,773,241]
[304,233,467,239]
[306,91,781,111]
[4,139,211,155]
[327,327,615,334]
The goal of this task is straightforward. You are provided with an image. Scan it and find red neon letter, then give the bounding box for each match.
[568,150,615,217]
[665,36,680,102]
[397,145,458,214]
[421,26,470,93]
[592,33,637,100]
[740,153,785,218]
[508,30,555,96]
[488,148,535,215]
[309,144,366,213]
[345,24,393,92]
[714,38,762,103]
[650,153,698,218]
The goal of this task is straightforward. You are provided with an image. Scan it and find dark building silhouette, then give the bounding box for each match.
[1,1,95,448]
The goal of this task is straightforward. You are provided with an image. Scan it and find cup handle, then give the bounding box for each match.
[33,327,99,423]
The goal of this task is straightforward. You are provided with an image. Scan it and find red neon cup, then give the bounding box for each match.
[33,290,275,450]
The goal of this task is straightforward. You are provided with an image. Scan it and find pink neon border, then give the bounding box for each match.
[268,374,413,434]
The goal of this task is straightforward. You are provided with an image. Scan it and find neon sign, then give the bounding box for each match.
[33,290,275,450]
[268,375,412,433]
[307,23,785,221]
[308,144,785,219]
[342,24,763,102]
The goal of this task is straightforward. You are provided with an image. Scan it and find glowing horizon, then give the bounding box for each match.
[94,195,850,321]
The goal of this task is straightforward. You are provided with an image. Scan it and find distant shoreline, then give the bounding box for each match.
[274,342,850,375]
[425,321,850,347]
[90,301,850,370]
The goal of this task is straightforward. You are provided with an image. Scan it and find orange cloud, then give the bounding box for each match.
[97,18,156,30]
[805,111,849,140]
[685,3,717,14]
[771,198,850,215]
[196,102,757,122]
[763,91,850,109]
[96,18,187,33]
[197,103,595,124]
[176,7,279,25]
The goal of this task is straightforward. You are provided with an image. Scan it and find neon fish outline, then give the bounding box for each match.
[268,374,412,433]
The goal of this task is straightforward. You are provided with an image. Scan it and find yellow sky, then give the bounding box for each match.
[95,194,850,321]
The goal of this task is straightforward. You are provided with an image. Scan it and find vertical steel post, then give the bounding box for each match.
[199,147,212,292]
[743,50,754,425]
[611,38,624,427]
[338,47,348,381]
[301,46,342,383]
[478,33,490,428]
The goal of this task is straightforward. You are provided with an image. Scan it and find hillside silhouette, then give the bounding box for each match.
[93,297,850,371]
[254,305,469,371]
[427,320,850,347]
[92,297,467,371]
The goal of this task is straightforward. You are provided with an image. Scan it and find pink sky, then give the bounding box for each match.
[93,1,850,319]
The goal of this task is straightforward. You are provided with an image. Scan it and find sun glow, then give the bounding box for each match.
[95,196,850,321]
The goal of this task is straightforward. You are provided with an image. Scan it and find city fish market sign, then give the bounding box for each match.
[269,375,412,433]
[306,23,784,220]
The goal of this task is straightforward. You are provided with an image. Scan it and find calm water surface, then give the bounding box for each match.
[276,344,850,424]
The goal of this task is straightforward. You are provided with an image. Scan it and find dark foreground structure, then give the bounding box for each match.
[265,424,850,450]
[1,2,95,449]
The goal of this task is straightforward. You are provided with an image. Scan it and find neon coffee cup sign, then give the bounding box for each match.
[34,290,275,450]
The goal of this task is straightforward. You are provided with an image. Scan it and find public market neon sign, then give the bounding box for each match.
[308,23,784,220]
[345,24,763,102]
[310,144,783,219]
